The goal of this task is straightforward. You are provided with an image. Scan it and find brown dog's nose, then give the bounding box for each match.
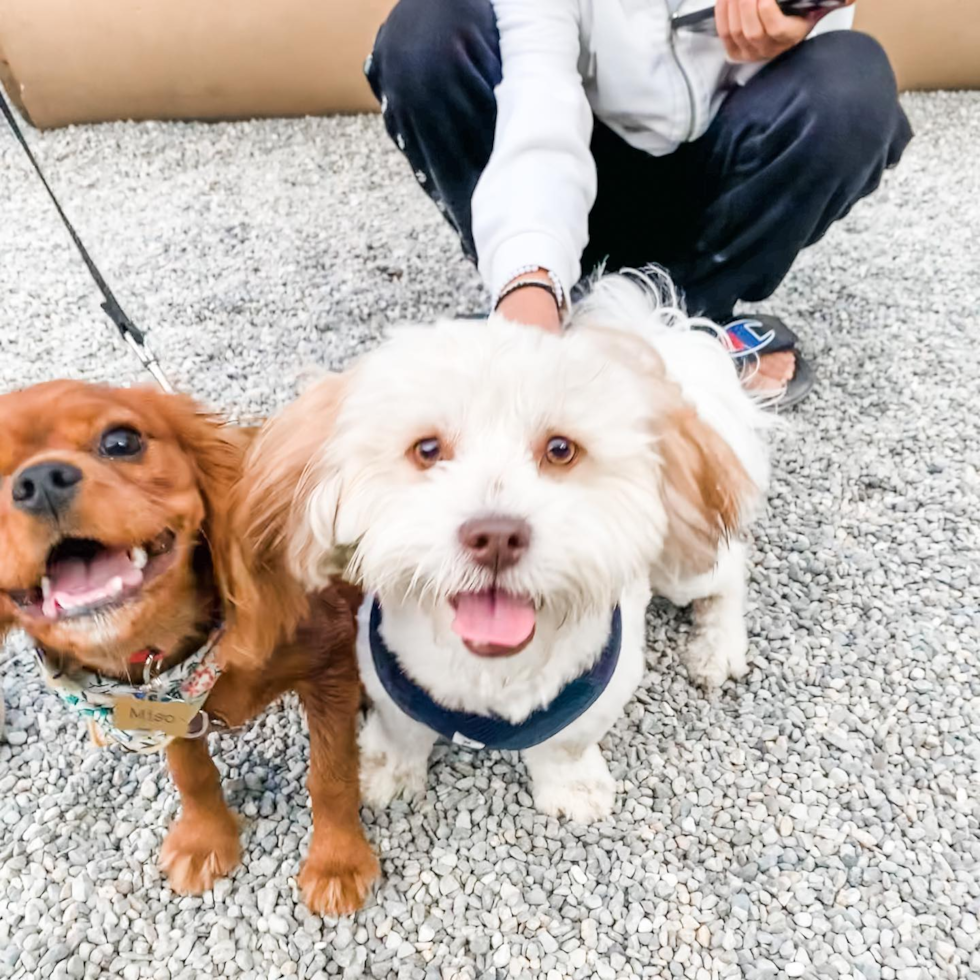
[458,517,531,571]
[12,461,83,519]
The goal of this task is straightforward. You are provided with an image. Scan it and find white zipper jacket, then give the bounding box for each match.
[471,0,855,302]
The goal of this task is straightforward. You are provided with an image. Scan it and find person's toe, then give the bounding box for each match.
[759,351,796,383]
[743,351,796,392]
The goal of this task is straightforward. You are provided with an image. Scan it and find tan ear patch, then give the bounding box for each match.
[574,307,758,580]
[658,404,755,578]
[237,374,348,584]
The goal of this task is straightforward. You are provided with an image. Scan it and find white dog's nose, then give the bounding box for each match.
[458,517,530,571]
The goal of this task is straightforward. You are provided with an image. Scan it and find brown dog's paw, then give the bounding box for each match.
[159,812,241,894]
[299,834,380,916]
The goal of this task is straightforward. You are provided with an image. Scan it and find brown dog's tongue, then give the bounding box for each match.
[43,549,143,617]
[451,591,536,648]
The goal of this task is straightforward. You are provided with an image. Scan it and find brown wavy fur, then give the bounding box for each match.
[0,381,377,912]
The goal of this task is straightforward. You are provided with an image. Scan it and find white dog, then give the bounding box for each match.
[241,272,771,822]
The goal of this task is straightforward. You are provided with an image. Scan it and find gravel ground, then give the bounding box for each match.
[1,92,978,980]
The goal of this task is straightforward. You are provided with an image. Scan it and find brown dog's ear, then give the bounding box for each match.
[143,391,307,669]
[656,404,754,579]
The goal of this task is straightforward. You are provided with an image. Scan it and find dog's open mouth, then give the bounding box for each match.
[5,530,177,622]
[450,589,537,658]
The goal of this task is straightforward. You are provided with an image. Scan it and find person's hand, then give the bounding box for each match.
[494,270,563,334]
[716,0,855,63]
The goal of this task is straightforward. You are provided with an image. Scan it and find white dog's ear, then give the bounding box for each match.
[581,322,754,579]
[572,270,760,578]
[236,374,347,591]
[656,403,754,578]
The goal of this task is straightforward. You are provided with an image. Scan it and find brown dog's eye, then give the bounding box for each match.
[544,436,578,466]
[99,426,144,459]
[411,437,442,469]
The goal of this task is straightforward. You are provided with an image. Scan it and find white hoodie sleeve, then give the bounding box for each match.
[809,5,856,35]
[472,0,595,302]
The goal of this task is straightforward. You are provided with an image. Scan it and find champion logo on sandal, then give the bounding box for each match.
[724,318,776,358]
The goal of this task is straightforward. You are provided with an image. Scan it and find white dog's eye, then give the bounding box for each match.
[411,436,443,469]
[544,436,578,467]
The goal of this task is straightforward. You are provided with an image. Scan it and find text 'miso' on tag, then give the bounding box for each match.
[113,696,199,737]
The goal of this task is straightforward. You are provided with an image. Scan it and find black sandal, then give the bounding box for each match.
[721,314,815,409]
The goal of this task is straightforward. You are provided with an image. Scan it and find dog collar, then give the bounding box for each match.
[34,625,223,754]
[369,599,622,751]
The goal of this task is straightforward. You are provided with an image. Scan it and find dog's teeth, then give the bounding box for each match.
[108,576,124,597]
[130,547,148,570]
[41,576,51,601]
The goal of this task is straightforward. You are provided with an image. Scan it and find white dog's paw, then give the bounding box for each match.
[358,711,429,807]
[683,624,749,691]
[360,750,427,807]
[529,746,616,823]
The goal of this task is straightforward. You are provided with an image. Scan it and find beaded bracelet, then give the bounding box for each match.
[494,278,562,312]
[493,267,565,311]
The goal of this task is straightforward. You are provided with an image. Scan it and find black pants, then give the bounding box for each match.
[367,0,912,320]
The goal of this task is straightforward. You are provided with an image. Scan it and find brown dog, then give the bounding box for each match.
[0,380,378,914]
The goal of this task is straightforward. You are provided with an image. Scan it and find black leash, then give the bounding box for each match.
[0,89,174,393]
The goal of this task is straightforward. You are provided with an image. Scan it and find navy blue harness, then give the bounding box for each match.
[369,599,622,751]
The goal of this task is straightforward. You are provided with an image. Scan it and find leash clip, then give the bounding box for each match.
[120,327,175,395]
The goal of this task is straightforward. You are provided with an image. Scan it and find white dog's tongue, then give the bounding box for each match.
[452,591,536,648]
[43,549,143,618]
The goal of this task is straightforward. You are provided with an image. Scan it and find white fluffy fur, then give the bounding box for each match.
[278,270,771,822]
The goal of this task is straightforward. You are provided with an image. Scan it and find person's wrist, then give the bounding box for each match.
[496,278,561,333]
[494,266,565,312]
[495,272,563,334]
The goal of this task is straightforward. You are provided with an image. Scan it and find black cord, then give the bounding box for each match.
[0,88,147,346]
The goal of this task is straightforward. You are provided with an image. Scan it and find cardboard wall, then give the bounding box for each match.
[0,0,396,129]
[0,0,977,129]
[855,0,980,92]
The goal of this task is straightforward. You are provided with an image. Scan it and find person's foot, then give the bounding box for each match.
[718,315,805,401]
[743,350,796,394]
